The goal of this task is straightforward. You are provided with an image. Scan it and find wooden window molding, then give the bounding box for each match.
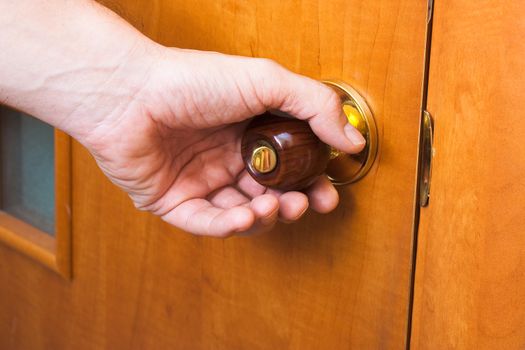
[0,129,72,278]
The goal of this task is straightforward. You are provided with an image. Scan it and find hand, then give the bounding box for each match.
[80,48,366,236]
[0,0,365,237]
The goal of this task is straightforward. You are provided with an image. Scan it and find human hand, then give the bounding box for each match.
[0,1,365,237]
[78,47,365,236]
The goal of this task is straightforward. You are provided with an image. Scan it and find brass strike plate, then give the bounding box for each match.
[419,110,434,207]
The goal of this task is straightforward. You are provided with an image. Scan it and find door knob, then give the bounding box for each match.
[241,80,378,191]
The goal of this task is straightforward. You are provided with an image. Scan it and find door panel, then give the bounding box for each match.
[411,1,525,349]
[0,1,428,349]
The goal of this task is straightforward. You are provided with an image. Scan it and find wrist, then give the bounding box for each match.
[62,36,163,147]
[0,0,162,145]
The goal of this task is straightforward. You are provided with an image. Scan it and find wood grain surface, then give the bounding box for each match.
[0,1,428,349]
[241,113,331,191]
[410,1,525,349]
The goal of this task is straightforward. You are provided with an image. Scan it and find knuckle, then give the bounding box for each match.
[320,87,341,113]
[318,88,344,123]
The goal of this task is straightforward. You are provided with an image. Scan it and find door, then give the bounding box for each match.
[0,0,428,349]
[411,0,525,348]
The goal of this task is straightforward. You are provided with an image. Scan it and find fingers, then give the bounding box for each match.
[161,187,312,237]
[161,179,338,237]
[308,111,366,154]
[210,187,280,233]
[305,176,339,214]
[265,189,309,223]
[237,171,310,222]
[162,190,280,237]
[249,194,279,226]
[237,170,338,218]
[236,194,280,236]
[286,79,365,153]
[162,172,339,237]
[259,177,338,227]
[162,198,255,237]
[236,171,267,198]
[249,59,365,153]
[208,186,250,208]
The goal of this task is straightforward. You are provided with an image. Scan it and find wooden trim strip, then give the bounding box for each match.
[0,211,56,269]
[53,130,73,278]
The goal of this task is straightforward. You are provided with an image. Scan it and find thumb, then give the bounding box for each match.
[251,59,366,154]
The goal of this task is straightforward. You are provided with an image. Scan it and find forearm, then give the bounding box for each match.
[0,0,156,140]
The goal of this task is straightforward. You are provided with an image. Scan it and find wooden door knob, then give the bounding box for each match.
[241,80,378,191]
[241,113,331,191]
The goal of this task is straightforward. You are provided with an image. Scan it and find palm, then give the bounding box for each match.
[142,121,250,215]
[91,104,333,237]
[91,110,249,221]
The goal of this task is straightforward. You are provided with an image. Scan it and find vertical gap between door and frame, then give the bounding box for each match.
[405,0,435,348]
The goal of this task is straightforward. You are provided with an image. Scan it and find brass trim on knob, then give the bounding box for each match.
[251,145,277,174]
[322,80,378,185]
[242,80,377,190]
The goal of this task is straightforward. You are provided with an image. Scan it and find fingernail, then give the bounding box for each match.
[281,206,308,224]
[296,206,309,220]
[344,124,366,146]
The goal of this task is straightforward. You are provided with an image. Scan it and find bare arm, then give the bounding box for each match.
[0,0,156,139]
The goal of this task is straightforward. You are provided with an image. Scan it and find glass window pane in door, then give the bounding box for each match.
[0,107,55,235]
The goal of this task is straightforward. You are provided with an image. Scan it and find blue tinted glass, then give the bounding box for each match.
[1,107,55,235]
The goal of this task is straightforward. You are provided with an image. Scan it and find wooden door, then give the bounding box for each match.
[410,0,525,349]
[0,1,428,349]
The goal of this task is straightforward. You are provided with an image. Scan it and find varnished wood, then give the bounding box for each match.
[411,1,525,348]
[53,130,73,278]
[0,115,72,278]
[242,113,331,191]
[0,212,56,269]
[0,1,428,349]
